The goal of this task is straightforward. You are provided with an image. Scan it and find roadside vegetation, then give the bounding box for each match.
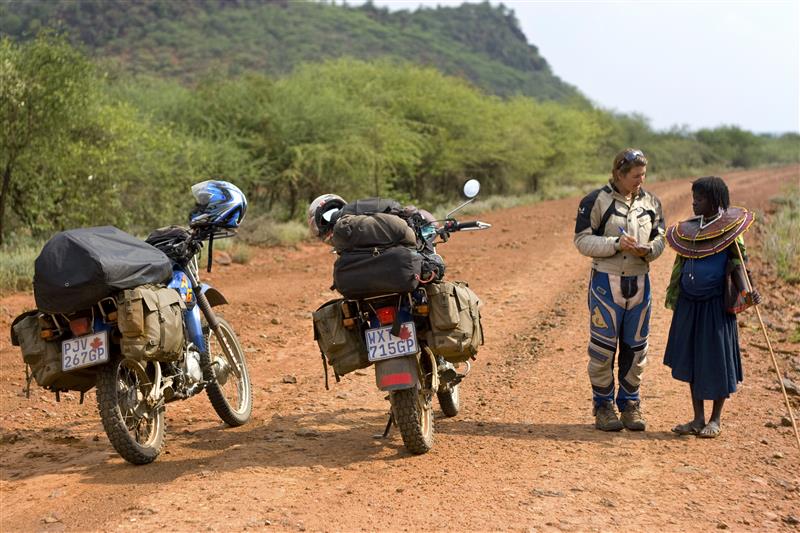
[763,186,800,284]
[1,24,798,294]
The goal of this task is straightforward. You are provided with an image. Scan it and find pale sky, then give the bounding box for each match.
[367,0,800,134]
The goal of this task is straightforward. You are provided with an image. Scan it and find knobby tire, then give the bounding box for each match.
[96,356,165,465]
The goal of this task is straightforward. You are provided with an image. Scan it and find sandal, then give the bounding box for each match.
[698,421,721,439]
[671,422,702,436]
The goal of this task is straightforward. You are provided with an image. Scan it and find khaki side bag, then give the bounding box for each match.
[312,299,369,378]
[11,312,97,392]
[425,280,483,363]
[117,286,185,362]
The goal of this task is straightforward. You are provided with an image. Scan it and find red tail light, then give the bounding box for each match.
[69,317,92,337]
[375,306,396,326]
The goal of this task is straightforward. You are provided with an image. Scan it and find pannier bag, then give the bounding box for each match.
[332,213,416,252]
[425,280,484,363]
[117,286,186,361]
[34,226,172,314]
[333,246,422,299]
[312,299,369,377]
[10,312,97,392]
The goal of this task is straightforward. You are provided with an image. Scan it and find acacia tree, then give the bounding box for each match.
[0,34,92,244]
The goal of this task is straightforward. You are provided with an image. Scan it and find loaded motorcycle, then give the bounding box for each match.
[10,181,252,465]
[312,179,491,454]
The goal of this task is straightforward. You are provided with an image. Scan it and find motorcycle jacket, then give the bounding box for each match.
[574,182,665,276]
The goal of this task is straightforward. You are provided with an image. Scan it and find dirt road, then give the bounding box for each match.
[1,166,798,532]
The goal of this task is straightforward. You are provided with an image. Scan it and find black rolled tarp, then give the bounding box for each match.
[34,226,173,314]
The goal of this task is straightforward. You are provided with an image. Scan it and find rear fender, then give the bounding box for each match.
[200,284,228,307]
[374,356,419,391]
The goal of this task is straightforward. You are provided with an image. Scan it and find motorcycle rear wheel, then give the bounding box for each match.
[437,383,460,417]
[202,317,252,427]
[96,356,165,465]
[390,386,434,454]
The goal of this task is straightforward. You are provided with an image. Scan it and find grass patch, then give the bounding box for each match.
[237,216,309,246]
[763,185,800,283]
[212,237,253,265]
[0,243,38,295]
[430,174,609,219]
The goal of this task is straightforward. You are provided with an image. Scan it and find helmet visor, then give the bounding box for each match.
[191,181,214,206]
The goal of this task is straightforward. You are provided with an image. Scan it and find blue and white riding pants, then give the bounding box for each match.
[586,270,651,410]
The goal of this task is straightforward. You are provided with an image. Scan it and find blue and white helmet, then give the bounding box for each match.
[189,180,247,229]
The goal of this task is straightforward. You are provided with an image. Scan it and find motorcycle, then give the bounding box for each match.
[315,179,491,454]
[11,183,252,465]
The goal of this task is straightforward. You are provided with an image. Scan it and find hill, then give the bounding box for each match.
[0,0,586,103]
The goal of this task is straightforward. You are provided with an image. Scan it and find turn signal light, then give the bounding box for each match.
[40,329,57,340]
[342,318,356,328]
[69,317,92,337]
[414,304,429,316]
[375,306,396,326]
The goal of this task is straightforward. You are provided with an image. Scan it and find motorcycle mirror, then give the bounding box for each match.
[463,179,480,199]
[446,179,481,219]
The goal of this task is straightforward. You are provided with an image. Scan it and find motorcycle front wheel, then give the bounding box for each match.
[390,386,434,454]
[96,356,165,465]
[202,317,252,427]
[437,382,460,417]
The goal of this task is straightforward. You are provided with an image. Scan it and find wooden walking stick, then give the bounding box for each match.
[734,242,800,451]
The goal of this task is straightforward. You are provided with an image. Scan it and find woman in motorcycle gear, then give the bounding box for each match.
[307,193,347,242]
[573,148,666,432]
[189,180,248,229]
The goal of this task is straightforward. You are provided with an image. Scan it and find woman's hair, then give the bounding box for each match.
[612,148,648,178]
[692,176,730,211]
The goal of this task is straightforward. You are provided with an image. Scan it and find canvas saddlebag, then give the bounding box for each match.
[10,311,97,392]
[312,299,369,378]
[116,286,186,362]
[425,280,483,363]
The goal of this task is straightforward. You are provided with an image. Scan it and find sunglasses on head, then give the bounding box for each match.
[617,149,644,168]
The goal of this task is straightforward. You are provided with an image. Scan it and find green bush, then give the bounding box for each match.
[0,243,37,294]
[237,216,309,247]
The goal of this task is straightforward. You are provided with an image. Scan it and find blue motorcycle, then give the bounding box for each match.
[15,181,252,464]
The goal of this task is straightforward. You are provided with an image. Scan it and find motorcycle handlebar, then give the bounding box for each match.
[457,221,481,230]
[438,219,492,235]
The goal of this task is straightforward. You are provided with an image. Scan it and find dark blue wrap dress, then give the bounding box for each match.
[663,249,742,400]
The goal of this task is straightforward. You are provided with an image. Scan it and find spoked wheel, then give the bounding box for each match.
[202,317,252,427]
[390,386,434,454]
[437,382,460,417]
[96,356,165,465]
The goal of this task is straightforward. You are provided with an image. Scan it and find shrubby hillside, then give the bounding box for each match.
[1,2,798,249]
[0,0,584,102]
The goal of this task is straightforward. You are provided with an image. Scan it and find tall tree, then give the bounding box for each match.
[0,34,92,244]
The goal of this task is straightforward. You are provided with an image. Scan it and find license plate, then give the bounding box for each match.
[62,330,109,372]
[365,322,418,362]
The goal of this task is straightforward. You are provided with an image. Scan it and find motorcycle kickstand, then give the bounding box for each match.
[373,411,394,439]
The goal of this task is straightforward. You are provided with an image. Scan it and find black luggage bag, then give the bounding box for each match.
[34,226,173,314]
[333,246,422,299]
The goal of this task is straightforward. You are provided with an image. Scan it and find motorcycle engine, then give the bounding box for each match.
[183,347,204,386]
